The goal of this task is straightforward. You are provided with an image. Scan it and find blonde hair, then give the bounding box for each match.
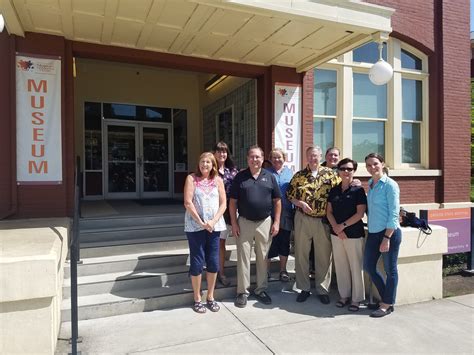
[195,152,218,179]
[269,147,287,162]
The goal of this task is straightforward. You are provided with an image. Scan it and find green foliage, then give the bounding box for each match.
[443,253,468,276]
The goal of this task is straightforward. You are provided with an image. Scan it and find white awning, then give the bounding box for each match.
[1,0,393,72]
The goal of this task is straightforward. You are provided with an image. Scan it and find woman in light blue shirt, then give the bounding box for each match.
[364,153,401,318]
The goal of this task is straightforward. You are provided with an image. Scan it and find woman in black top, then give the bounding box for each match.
[326,158,367,312]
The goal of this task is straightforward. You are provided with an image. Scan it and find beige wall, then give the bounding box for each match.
[74,59,202,176]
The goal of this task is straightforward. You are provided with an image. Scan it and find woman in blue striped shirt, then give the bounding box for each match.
[364,153,401,318]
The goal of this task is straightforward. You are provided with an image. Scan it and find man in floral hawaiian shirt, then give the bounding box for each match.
[287,146,340,304]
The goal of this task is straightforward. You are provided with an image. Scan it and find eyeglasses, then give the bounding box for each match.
[339,167,354,172]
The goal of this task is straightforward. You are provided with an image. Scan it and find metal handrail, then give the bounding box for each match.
[69,156,82,355]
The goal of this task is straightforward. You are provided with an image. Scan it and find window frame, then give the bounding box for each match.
[313,38,429,170]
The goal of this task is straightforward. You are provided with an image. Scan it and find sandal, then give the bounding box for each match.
[193,301,206,314]
[279,270,290,282]
[206,299,220,312]
[348,303,360,312]
[335,299,350,308]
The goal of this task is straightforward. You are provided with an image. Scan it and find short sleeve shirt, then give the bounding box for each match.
[286,166,341,217]
[230,168,282,221]
[328,185,367,238]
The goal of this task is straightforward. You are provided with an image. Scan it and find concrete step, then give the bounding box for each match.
[61,269,296,321]
[79,238,190,258]
[66,242,238,278]
[79,224,185,243]
[79,213,185,231]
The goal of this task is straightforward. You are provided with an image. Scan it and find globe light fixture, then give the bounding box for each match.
[369,40,393,85]
[0,14,5,33]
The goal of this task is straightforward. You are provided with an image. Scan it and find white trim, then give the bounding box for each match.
[354,169,442,177]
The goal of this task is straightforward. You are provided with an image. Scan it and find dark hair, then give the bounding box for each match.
[195,152,218,179]
[364,153,385,163]
[325,147,340,156]
[247,145,264,157]
[337,158,358,172]
[364,153,389,175]
[212,141,236,169]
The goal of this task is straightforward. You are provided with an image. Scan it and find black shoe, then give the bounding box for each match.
[254,291,272,305]
[296,290,311,303]
[318,294,330,304]
[234,293,248,308]
[370,306,394,318]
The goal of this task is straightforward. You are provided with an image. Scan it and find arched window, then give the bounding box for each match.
[313,38,429,170]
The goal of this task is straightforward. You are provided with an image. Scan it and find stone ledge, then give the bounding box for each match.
[0,218,69,303]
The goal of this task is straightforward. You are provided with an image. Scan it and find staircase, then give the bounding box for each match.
[62,212,294,321]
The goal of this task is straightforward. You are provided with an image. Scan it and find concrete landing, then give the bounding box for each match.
[56,293,473,354]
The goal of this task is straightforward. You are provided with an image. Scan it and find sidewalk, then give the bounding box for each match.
[56,291,473,354]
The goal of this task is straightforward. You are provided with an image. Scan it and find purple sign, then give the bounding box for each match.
[420,208,471,254]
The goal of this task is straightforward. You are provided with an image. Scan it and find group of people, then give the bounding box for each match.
[183,142,401,318]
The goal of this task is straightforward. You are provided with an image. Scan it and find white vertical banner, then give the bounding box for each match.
[274,83,301,172]
[16,55,62,184]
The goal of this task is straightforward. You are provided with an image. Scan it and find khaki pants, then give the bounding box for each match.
[236,216,272,295]
[331,234,365,302]
[294,210,332,294]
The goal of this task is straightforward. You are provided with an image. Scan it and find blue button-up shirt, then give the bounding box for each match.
[367,174,400,233]
[267,165,294,231]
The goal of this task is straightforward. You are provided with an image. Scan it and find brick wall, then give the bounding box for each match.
[440,0,471,202]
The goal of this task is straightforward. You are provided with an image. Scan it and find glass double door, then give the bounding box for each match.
[105,121,171,198]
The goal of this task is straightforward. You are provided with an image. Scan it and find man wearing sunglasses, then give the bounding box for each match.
[287,146,340,304]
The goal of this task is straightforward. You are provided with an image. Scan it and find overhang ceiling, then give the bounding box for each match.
[1,0,393,72]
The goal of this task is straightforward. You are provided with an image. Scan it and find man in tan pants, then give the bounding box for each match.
[287,146,340,304]
[229,145,281,308]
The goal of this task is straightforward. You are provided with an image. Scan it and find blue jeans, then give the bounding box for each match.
[186,230,220,276]
[363,228,402,305]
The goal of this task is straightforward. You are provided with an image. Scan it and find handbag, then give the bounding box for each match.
[400,208,432,235]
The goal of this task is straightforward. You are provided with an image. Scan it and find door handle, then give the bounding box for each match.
[137,156,143,166]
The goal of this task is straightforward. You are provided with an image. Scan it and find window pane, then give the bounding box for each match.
[352,120,385,162]
[402,79,422,121]
[401,49,422,70]
[103,103,136,120]
[353,73,387,118]
[402,122,421,163]
[314,69,337,116]
[353,42,387,63]
[313,117,334,153]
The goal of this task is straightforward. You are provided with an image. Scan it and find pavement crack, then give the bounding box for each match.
[222,300,276,355]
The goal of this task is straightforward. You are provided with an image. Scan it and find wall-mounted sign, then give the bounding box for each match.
[16,55,62,184]
[420,208,471,254]
[274,83,301,172]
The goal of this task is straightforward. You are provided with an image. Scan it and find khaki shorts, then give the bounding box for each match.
[219,224,232,240]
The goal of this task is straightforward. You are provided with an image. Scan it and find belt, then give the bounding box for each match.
[297,209,323,218]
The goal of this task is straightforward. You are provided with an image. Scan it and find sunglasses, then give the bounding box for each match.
[338,167,354,172]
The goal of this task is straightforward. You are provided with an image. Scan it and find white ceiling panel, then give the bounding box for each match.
[116,0,152,23]
[156,0,197,30]
[111,20,143,47]
[268,21,320,47]
[146,25,180,51]
[72,0,106,17]
[236,15,288,43]
[73,14,104,42]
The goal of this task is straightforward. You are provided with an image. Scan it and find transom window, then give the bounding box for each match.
[313,39,429,169]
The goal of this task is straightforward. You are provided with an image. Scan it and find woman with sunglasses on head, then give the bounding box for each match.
[364,153,401,318]
[213,142,239,287]
[326,158,367,312]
